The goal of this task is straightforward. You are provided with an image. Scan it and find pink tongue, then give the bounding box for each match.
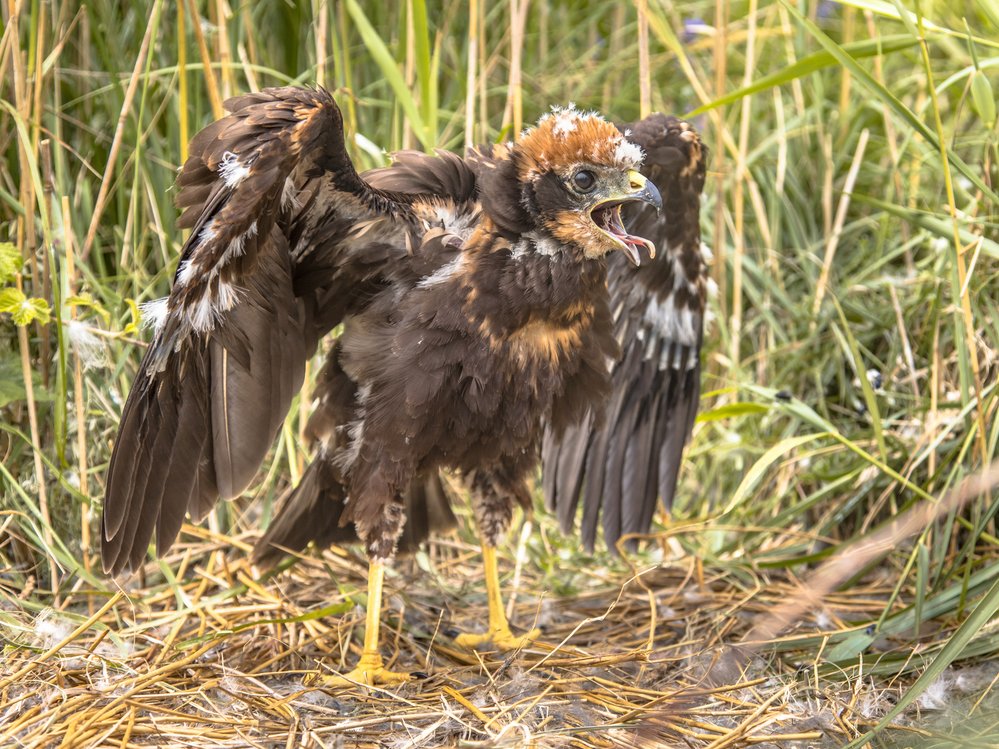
[607,210,656,261]
[623,234,656,261]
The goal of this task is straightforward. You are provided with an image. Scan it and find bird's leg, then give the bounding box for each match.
[453,542,540,651]
[319,560,412,687]
[319,500,413,688]
[454,470,540,652]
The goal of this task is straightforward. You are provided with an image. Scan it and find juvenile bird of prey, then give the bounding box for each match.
[353,114,707,554]
[102,86,662,686]
[542,114,708,554]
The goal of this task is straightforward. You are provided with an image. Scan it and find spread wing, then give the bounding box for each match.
[247,148,479,562]
[102,86,414,574]
[541,114,708,553]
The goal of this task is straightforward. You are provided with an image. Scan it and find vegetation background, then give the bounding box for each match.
[1,0,998,745]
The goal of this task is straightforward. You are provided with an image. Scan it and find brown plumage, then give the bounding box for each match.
[101,87,666,683]
[542,114,709,553]
[361,115,709,556]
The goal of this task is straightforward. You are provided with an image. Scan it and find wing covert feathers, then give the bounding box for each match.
[542,113,708,554]
[102,87,374,574]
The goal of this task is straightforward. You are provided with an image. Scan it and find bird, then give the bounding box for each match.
[542,114,708,554]
[359,115,708,555]
[101,86,664,687]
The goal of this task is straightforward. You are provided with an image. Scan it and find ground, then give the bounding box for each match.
[2,522,996,748]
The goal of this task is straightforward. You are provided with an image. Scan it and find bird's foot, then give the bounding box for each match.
[314,652,414,688]
[454,624,540,652]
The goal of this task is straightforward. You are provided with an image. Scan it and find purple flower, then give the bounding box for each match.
[682,18,708,45]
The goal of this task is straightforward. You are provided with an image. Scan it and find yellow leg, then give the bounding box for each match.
[454,544,540,651]
[319,560,413,688]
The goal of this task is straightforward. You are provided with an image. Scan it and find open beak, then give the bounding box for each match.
[590,170,663,266]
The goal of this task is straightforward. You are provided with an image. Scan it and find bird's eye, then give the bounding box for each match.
[571,170,596,193]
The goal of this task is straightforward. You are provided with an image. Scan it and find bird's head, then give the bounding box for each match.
[511,106,663,265]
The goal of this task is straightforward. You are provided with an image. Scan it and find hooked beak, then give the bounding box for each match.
[589,170,663,266]
[625,169,663,212]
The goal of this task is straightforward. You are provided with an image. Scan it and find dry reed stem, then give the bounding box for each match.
[464,0,479,150]
[810,127,870,322]
[184,0,225,120]
[636,0,650,120]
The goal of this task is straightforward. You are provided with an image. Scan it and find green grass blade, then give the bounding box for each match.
[846,573,999,747]
[410,0,436,145]
[344,0,430,149]
[689,35,918,116]
[779,0,999,206]
[723,433,831,514]
[831,296,887,462]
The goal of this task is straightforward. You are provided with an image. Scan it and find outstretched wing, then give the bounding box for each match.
[247,149,479,563]
[542,114,708,553]
[102,87,412,574]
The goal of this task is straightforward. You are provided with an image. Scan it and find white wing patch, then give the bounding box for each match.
[187,279,241,333]
[222,220,257,262]
[140,297,170,332]
[218,151,250,188]
[642,295,699,350]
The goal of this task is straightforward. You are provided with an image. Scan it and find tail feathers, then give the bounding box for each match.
[252,462,456,565]
[398,472,458,554]
[252,457,356,566]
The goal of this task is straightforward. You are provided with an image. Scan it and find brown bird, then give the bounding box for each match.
[101,86,662,686]
[359,115,708,555]
[542,114,708,554]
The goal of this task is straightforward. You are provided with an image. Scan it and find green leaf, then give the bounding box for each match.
[344,0,431,149]
[0,288,26,316]
[846,574,999,747]
[855,195,999,260]
[831,297,887,462]
[689,36,918,116]
[66,292,111,322]
[410,0,436,145]
[122,298,142,335]
[696,401,770,423]
[839,0,999,49]
[825,630,877,662]
[0,288,51,326]
[723,433,830,514]
[0,354,53,407]
[0,357,27,407]
[0,242,22,284]
[743,384,840,433]
[970,70,997,128]
[779,0,999,207]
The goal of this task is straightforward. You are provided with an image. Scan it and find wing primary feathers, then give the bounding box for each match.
[541,112,708,555]
[103,86,409,574]
[252,457,356,566]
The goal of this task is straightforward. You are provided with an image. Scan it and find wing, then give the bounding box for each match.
[102,87,415,574]
[541,114,708,553]
[248,149,478,562]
